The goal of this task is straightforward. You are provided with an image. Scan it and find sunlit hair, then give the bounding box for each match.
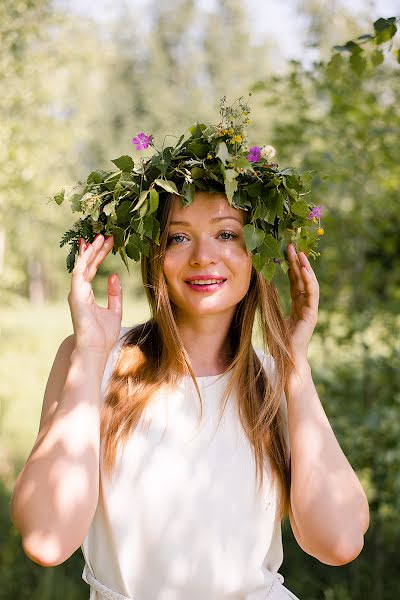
[100,192,293,521]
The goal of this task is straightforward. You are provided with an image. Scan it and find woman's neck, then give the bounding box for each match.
[175,313,234,376]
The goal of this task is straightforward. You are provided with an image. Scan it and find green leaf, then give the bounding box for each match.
[154,178,180,195]
[374,23,397,45]
[233,156,253,171]
[133,189,149,211]
[111,226,125,250]
[186,142,209,158]
[118,246,130,275]
[246,182,263,197]
[224,177,238,203]
[216,141,231,166]
[232,189,251,209]
[260,261,276,283]
[191,167,205,179]
[326,53,344,79]
[350,52,367,75]
[103,201,116,216]
[243,224,265,252]
[253,201,268,221]
[259,234,281,258]
[280,259,290,274]
[53,189,65,205]
[252,253,264,272]
[70,193,83,213]
[148,188,159,214]
[356,34,375,42]
[182,181,195,206]
[111,155,134,172]
[291,201,310,218]
[126,243,140,261]
[333,41,362,54]
[152,219,160,244]
[87,170,106,184]
[371,49,384,66]
[116,200,134,224]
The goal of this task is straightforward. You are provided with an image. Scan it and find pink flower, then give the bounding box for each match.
[308,205,323,220]
[247,146,261,163]
[131,132,153,150]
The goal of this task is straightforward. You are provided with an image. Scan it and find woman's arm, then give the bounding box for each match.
[285,362,369,566]
[284,243,370,565]
[10,342,108,567]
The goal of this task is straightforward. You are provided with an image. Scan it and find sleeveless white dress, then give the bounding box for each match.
[80,326,300,600]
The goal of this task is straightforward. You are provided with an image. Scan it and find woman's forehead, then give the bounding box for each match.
[170,192,245,223]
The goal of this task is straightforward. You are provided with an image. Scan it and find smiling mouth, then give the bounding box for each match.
[184,278,227,291]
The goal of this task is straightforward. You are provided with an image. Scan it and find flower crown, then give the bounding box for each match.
[53,94,324,281]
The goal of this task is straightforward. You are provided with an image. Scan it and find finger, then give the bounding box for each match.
[298,251,318,285]
[287,244,306,296]
[72,241,94,279]
[299,263,319,311]
[85,235,114,282]
[107,273,123,316]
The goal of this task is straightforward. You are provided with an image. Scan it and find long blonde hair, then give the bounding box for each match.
[100,192,293,521]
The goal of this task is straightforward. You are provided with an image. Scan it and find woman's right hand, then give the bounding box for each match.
[68,234,123,357]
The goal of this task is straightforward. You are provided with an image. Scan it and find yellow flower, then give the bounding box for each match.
[246,119,251,124]
[207,153,213,160]
[228,128,234,135]
[312,217,318,223]
[233,135,242,143]
[317,228,325,236]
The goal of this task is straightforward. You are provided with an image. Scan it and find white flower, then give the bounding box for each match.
[260,145,276,161]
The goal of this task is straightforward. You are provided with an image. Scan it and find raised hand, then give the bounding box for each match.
[67,234,123,357]
[286,243,320,363]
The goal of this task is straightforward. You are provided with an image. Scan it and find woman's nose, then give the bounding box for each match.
[189,236,217,267]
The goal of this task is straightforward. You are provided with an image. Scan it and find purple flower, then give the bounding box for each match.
[247,146,261,163]
[131,132,152,150]
[308,205,323,220]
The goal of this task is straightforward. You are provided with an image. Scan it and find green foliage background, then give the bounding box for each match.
[1,1,399,598]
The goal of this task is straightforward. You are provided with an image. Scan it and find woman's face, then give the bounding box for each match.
[163,191,252,322]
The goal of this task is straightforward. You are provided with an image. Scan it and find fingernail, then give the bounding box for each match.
[84,243,91,252]
[93,234,103,242]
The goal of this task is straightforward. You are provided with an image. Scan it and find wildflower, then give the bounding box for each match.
[233,135,242,143]
[317,228,324,236]
[131,132,152,150]
[308,205,323,221]
[228,128,234,135]
[207,153,213,160]
[246,119,251,124]
[247,146,261,163]
[260,145,276,161]
[215,127,227,137]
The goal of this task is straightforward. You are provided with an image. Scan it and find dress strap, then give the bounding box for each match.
[82,563,136,600]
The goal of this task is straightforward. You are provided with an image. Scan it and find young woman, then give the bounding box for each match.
[11,190,369,600]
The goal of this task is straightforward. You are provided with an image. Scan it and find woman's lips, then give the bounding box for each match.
[184,278,227,292]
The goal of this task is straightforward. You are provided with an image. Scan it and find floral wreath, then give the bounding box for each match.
[53,94,325,281]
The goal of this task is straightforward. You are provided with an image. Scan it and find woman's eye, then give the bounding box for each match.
[167,234,187,245]
[219,230,238,241]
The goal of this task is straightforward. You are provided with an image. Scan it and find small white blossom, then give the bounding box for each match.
[260,145,276,161]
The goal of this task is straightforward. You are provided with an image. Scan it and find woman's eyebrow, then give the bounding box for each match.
[170,216,243,226]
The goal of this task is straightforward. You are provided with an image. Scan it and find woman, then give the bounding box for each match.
[11,187,369,599]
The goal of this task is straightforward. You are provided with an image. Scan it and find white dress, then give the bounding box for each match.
[80,326,300,600]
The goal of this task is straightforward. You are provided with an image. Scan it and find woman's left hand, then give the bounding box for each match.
[286,243,319,363]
